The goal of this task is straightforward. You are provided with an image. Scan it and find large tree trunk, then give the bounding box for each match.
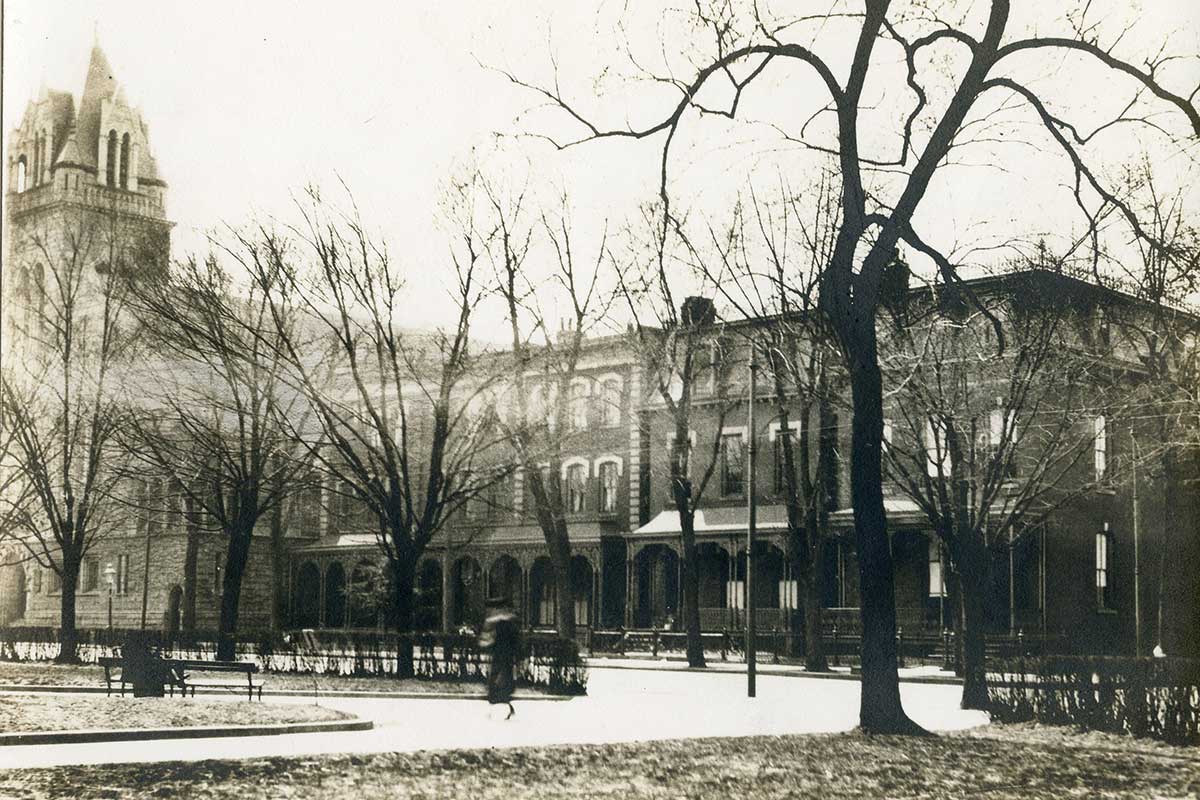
[56,555,82,664]
[216,532,251,661]
[181,498,199,634]
[958,535,991,710]
[392,555,416,678]
[549,523,577,640]
[803,566,828,672]
[847,347,922,733]
[678,509,705,668]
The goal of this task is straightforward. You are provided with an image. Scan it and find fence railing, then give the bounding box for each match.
[0,626,587,696]
[987,655,1200,745]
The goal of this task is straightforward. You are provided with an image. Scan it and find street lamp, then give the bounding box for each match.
[103,562,116,632]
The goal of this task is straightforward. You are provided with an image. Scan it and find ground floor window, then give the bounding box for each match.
[1096,524,1113,610]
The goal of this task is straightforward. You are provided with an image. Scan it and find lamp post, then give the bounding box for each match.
[746,342,758,698]
[103,562,116,633]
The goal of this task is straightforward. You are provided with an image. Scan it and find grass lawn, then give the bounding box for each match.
[0,724,1195,799]
[0,660,501,695]
[0,694,349,733]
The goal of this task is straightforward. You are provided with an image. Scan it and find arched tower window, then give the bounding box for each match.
[32,134,41,186]
[15,156,27,192]
[119,133,130,189]
[106,130,117,186]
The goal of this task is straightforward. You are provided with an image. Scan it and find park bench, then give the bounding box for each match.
[98,655,262,701]
[170,659,263,701]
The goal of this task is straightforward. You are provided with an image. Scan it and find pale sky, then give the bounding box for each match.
[5,1,1199,331]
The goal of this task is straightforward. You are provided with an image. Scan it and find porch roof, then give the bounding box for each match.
[632,505,790,538]
[290,533,377,553]
[828,496,928,528]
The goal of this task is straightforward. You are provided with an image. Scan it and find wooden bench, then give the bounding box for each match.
[98,656,262,701]
[170,659,263,701]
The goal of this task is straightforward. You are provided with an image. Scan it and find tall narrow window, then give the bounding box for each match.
[721,432,745,497]
[32,134,41,186]
[116,553,130,595]
[1094,415,1108,481]
[570,381,589,431]
[925,418,951,478]
[15,156,27,192]
[214,553,224,596]
[119,133,130,188]
[82,558,99,593]
[601,378,622,428]
[598,460,619,513]
[928,537,945,597]
[773,426,796,496]
[1095,524,1113,609]
[106,130,118,186]
[990,407,1019,478]
[566,463,587,512]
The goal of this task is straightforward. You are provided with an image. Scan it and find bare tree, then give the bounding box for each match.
[505,1,1200,732]
[482,177,615,640]
[613,205,739,668]
[1105,161,1200,655]
[693,177,844,671]
[881,268,1143,708]
[0,203,145,661]
[242,186,511,676]
[127,254,312,660]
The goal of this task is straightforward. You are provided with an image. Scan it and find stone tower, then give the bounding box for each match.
[4,42,172,345]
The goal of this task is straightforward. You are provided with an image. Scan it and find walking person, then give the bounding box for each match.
[479,595,521,720]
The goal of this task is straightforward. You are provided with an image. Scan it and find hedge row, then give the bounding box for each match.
[0,626,587,696]
[987,655,1199,745]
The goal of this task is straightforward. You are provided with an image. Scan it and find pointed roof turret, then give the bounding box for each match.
[53,125,86,169]
[75,43,118,168]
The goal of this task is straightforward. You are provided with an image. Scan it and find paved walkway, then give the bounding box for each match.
[0,666,986,770]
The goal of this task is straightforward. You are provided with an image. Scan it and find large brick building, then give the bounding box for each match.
[3,44,1196,660]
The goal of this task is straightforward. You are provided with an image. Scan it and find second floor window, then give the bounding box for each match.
[116,553,130,595]
[601,379,622,428]
[773,428,796,496]
[566,463,587,512]
[570,383,589,431]
[80,558,99,593]
[598,461,619,513]
[1094,415,1108,481]
[721,432,745,497]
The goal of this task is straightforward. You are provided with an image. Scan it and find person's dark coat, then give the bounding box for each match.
[479,609,520,704]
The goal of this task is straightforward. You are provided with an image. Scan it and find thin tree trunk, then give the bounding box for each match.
[678,510,705,668]
[847,349,923,733]
[182,498,199,634]
[269,503,287,631]
[959,535,990,710]
[945,565,964,676]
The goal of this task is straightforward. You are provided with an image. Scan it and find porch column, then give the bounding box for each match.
[624,556,633,627]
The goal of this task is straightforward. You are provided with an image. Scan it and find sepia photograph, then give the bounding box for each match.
[0,1,1198,797]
